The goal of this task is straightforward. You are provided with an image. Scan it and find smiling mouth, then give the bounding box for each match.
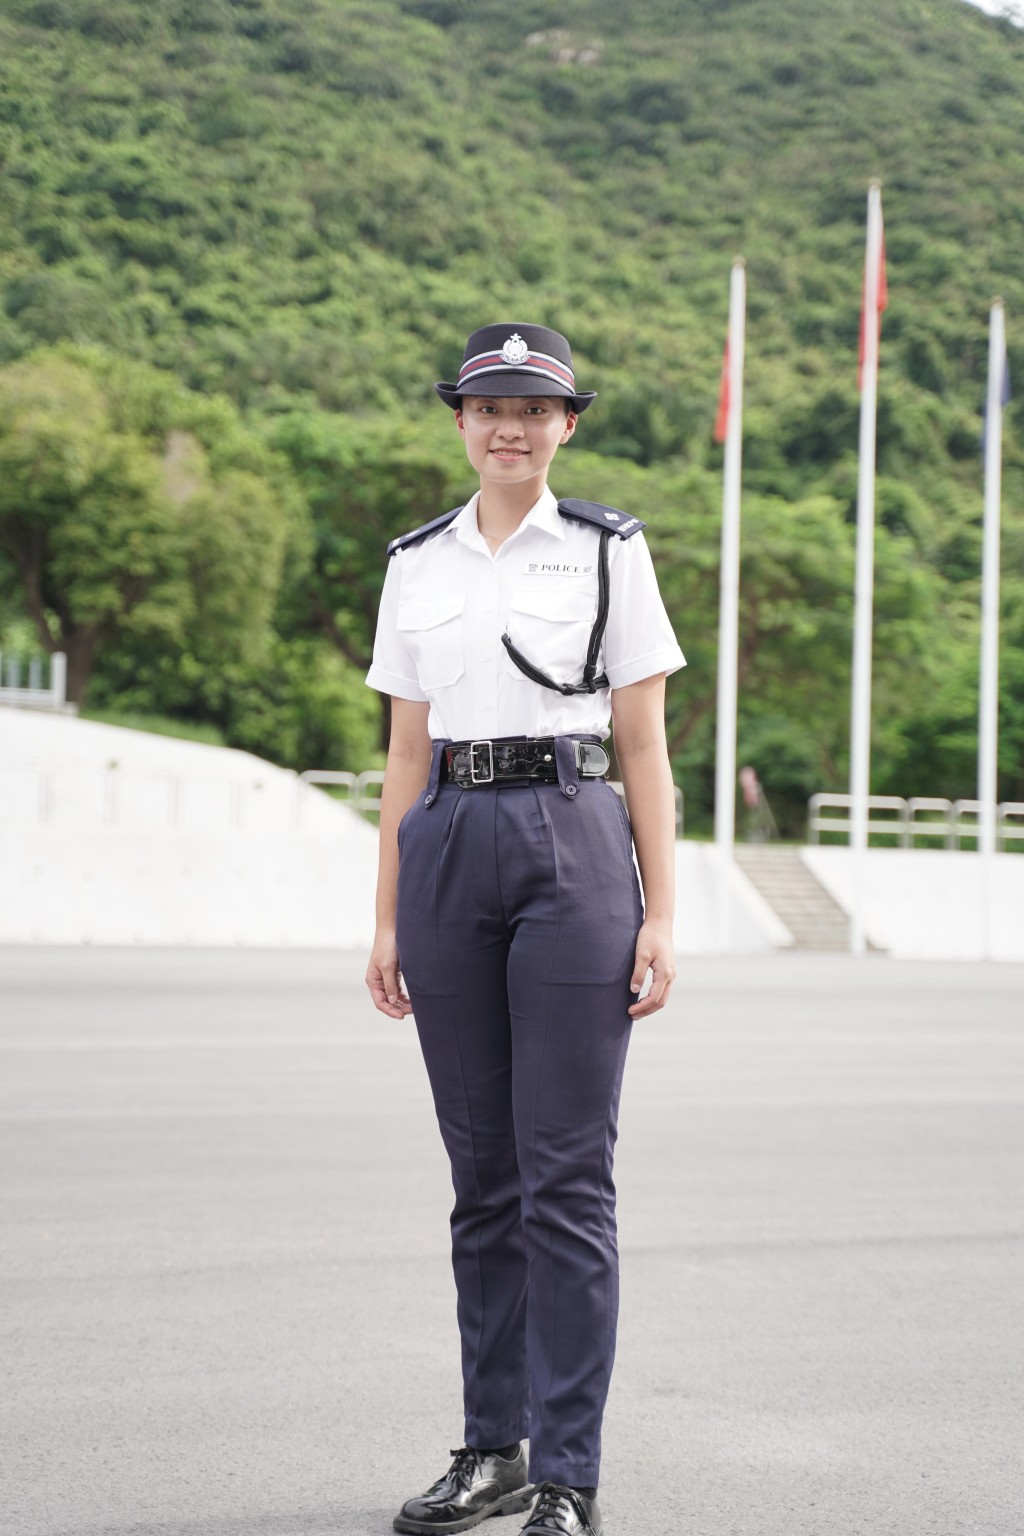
[491,448,527,458]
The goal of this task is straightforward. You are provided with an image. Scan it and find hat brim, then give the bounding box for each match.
[435,377,596,413]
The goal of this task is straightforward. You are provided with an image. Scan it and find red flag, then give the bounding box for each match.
[858,231,888,389]
[713,339,730,443]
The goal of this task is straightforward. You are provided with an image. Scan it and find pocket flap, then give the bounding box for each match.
[397,595,465,632]
[510,588,595,623]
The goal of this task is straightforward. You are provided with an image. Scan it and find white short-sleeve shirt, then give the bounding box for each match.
[365,488,685,741]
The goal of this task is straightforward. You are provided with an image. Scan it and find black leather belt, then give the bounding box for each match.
[442,736,610,787]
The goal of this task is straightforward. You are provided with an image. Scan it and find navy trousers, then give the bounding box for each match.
[395,740,643,1488]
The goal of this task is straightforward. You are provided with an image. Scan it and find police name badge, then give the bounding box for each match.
[525,561,594,576]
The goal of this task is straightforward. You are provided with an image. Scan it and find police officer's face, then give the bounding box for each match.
[456,396,577,491]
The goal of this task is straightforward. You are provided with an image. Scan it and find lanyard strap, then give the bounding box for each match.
[501,529,612,696]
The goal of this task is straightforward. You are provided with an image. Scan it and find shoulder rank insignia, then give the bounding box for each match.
[387,506,462,558]
[557,499,646,539]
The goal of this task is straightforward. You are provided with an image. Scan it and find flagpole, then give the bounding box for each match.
[714,257,746,864]
[979,297,1005,957]
[849,181,883,956]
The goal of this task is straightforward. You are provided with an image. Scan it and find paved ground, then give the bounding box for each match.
[1,948,1022,1536]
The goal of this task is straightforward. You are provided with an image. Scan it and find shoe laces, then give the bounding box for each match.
[529,1483,589,1531]
[445,1446,483,1494]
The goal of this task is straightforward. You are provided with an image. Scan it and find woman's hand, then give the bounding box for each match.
[628,917,676,1018]
[366,928,414,1020]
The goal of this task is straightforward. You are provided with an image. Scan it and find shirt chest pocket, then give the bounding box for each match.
[504,586,597,683]
[397,595,466,691]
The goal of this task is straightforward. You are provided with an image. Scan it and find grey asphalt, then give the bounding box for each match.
[1,948,1022,1536]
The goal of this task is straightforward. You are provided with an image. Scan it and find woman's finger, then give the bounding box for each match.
[629,945,653,995]
[366,963,413,1019]
[628,958,676,1017]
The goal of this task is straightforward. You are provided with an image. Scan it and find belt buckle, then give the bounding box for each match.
[469,739,494,784]
[574,740,610,777]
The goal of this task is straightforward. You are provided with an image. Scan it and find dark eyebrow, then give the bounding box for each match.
[466,396,554,406]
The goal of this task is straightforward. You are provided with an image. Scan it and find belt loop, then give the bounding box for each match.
[554,735,581,799]
[423,740,445,808]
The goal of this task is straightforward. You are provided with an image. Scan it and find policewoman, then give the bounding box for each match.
[365,324,685,1536]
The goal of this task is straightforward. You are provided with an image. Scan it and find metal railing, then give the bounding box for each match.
[808,793,1024,851]
[295,769,386,827]
[0,650,69,712]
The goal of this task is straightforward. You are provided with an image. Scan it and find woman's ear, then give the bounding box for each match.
[454,407,465,438]
[561,411,578,445]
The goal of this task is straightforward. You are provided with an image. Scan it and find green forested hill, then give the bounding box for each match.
[4,0,1024,435]
[1,0,1022,829]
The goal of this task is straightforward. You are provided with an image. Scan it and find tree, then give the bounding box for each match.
[0,348,306,704]
[269,410,471,744]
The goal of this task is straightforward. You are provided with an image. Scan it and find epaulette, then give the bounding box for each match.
[557,499,646,539]
[387,506,462,558]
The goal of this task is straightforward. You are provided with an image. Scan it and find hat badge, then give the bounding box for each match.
[500,333,530,366]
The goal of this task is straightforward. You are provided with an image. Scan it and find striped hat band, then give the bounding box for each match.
[457,347,576,392]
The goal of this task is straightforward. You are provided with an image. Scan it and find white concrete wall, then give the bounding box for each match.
[674,841,794,955]
[0,825,378,949]
[0,708,379,947]
[0,708,352,835]
[802,846,1024,961]
[0,824,789,952]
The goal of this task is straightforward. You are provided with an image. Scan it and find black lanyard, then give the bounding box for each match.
[501,529,611,696]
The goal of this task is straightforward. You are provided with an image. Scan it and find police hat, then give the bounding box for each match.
[435,323,596,413]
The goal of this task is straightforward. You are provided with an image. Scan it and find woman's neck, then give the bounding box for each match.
[476,482,545,553]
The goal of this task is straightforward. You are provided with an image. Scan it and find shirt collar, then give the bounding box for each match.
[524,488,566,541]
[449,487,565,551]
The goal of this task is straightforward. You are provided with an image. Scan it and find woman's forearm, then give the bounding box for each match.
[375,707,432,931]
[611,673,676,923]
[617,741,676,921]
[612,674,678,1018]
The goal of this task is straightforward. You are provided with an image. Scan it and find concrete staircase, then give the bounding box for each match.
[733,844,858,951]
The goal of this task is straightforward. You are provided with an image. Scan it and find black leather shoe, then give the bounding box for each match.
[519,1483,604,1536]
[394,1445,535,1534]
